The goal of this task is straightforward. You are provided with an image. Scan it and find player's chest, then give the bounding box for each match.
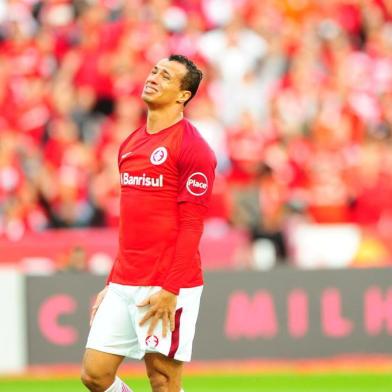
[119,138,178,176]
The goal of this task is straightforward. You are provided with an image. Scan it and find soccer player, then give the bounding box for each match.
[81,54,216,392]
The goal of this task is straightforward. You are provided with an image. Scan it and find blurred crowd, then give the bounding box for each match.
[1,0,392,262]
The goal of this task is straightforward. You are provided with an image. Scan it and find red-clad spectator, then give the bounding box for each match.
[226,111,267,184]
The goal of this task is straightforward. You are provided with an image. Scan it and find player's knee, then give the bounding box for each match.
[81,370,97,391]
[80,369,101,391]
[147,370,182,392]
[81,367,114,392]
[147,369,170,392]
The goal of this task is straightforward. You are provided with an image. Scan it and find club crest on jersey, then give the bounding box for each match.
[150,146,168,165]
[145,335,159,348]
[186,172,208,196]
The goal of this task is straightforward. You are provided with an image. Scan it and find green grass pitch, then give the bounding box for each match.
[1,373,392,392]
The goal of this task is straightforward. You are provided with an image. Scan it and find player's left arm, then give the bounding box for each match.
[164,134,216,295]
[139,134,216,337]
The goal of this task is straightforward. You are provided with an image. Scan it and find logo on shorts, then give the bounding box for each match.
[186,172,208,196]
[145,335,159,348]
[150,147,168,165]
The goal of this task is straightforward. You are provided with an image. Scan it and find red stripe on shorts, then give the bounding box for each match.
[168,308,183,358]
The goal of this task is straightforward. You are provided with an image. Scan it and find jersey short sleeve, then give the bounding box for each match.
[177,127,217,206]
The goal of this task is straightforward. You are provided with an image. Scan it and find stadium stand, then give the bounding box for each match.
[1,0,392,268]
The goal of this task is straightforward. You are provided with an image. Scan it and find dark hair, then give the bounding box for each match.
[169,54,203,105]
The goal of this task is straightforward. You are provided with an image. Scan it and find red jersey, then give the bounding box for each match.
[108,118,216,290]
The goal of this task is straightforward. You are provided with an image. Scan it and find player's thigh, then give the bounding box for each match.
[135,286,203,362]
[82,348,124,380]
[86,284,141,359]
[144,352,183,387]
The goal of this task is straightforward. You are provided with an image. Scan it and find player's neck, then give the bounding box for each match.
[146,108,184,134]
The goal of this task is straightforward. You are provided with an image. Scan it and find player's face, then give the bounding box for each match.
[142,59,190,107]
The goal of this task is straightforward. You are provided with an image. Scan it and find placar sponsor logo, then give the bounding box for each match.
[150,146,168,165]
[121,173,163,187]
[186,172,208,196]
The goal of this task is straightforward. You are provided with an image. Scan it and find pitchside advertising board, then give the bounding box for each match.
[26,268,392,364]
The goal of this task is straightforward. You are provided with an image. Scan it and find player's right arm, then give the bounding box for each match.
[89,256,118,325]
[90,286,109,326]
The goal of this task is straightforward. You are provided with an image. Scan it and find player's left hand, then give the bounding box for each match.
[138,289,177,338]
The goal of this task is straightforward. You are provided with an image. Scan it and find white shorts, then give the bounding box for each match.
[86,283,203,362]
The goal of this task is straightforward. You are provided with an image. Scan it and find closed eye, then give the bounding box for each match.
[150,66,172,80]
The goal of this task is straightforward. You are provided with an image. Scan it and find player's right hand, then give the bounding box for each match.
[90,286,109,326]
